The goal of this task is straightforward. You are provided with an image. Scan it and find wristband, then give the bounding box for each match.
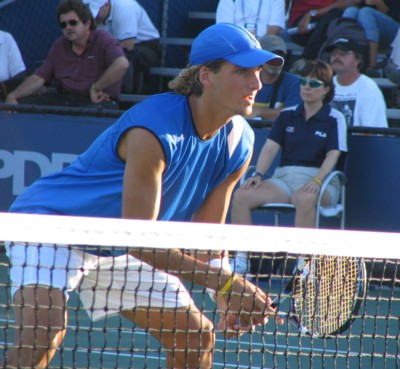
[251,171,263,178]
[220,274,239,296]
[312,177,322,186]
[206,258,232,301]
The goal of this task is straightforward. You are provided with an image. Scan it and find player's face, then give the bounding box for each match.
[209,62,262,117]
[59,11,90,43]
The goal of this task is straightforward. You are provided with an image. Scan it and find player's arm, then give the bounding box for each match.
[118,127,227,275]
[189,155,251,267]
[118,130,279,325]
[119,126,238,274]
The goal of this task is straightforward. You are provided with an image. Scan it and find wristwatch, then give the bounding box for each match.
[309,9,318,18]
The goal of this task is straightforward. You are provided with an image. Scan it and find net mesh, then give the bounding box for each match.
[0,212,399,369]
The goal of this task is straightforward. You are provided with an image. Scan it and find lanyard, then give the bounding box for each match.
[241,0,263,24]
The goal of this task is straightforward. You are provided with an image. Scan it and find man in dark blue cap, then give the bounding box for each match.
[4,23,283,369]
[326,37,387,128]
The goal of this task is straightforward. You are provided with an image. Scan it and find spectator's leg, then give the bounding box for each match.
[342,6,359,20]
[358,7,400,69]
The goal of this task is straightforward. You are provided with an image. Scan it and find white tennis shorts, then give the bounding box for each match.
[5,242,193,321]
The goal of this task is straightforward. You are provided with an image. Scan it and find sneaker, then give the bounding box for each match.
[230,255,249,275]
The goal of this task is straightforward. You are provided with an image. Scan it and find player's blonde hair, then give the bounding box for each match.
[168,60,225,96]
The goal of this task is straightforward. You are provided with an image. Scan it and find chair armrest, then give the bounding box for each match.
[317,170,347,210]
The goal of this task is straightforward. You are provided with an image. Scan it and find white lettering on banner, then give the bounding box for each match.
[0,150,77,195]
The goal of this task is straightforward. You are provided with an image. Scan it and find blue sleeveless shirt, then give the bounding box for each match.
[11,93,254,223]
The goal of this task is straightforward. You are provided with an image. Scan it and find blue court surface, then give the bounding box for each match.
[0,252,399,368]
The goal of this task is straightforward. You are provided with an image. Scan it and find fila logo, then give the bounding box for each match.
[315,131,327,138]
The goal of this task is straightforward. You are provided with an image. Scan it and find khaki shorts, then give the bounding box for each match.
[268,166,340,206]
[6,242,193,321]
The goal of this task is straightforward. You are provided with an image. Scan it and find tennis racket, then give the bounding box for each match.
[272,255,366,337]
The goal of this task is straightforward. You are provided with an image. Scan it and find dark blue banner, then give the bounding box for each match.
[0,112,115,210]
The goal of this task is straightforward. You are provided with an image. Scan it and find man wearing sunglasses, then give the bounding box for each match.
[5,0,129,109]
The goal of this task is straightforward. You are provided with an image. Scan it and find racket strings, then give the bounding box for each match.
[293,256,360,336]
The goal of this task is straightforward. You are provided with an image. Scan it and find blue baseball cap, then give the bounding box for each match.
[189,23,284,68]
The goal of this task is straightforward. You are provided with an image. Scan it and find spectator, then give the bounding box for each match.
[5,0,129,109]
[326,37,388,127]
[216,0,285,39]
[0,30,26,101]
[249,35,301,121]
[288,0,351,60]
[231,59,347,274]
[342,0,400,76]
[84,0,161,94]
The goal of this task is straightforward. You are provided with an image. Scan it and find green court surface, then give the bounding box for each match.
[0,252,399,369]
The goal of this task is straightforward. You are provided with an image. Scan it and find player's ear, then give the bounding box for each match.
[198,65,213,87]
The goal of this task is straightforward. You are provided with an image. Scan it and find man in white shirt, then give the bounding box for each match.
[84,0,160,93]
[0,30,26,100]
[216,0,285,39]
[326,37,388,128]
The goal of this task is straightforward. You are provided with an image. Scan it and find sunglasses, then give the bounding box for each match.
[299,77,324,88]
[59,19,80,29]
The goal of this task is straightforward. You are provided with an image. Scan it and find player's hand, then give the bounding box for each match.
[215,294,253,338]
[218,311,255,339]
[219,275,284,327]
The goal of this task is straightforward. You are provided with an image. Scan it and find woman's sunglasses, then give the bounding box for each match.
[299,77,324,89]
[59,19,80,29]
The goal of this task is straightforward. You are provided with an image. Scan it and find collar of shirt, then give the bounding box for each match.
[295,103,331,122]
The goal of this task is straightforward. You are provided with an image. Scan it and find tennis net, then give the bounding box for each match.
[0,212,399,369]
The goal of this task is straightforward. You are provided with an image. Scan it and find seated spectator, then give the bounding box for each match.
[5,0,129,109]
[249,35,302,121]
[342,0,400,77]
[326,37,388,127]
[216,0,285,38]
[0,30,26,101]
[288,0,351,60]
[231,59,347,274]
[84,0,161,94]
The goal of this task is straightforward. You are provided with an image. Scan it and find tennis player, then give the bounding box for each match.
[5,23,283,369]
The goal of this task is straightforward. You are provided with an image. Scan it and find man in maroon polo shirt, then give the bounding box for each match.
[5,0,129,109]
